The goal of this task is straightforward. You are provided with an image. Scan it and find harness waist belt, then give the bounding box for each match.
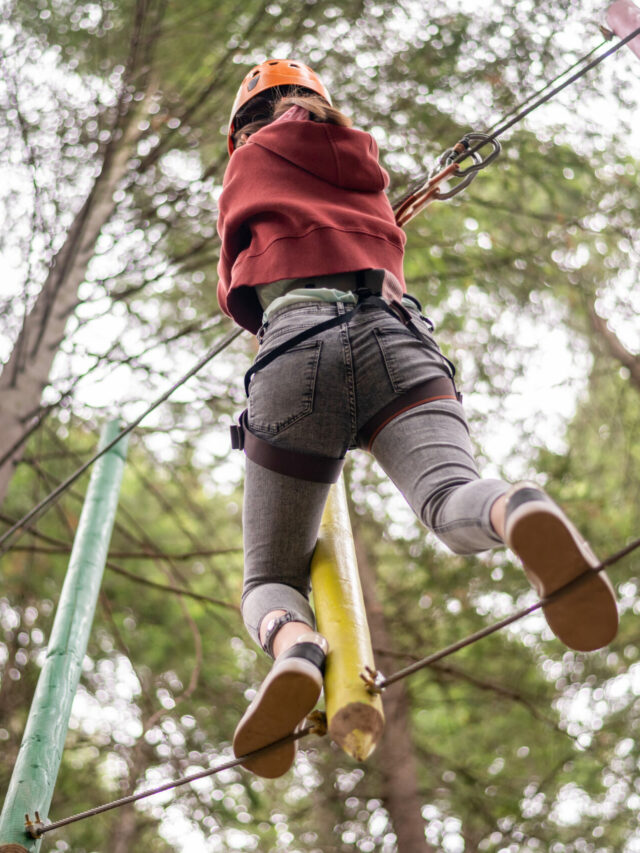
[244,284,431,396]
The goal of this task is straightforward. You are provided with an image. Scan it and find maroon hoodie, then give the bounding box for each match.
[216,116,407,333]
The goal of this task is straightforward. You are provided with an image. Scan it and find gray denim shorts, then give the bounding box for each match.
[241,295,507,647]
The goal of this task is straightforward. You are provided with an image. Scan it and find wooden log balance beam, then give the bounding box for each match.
[311,476,384,760]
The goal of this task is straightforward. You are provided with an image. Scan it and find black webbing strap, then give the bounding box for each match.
[357,375,461,451]
[230,411,345,483]
[244,308,356,395]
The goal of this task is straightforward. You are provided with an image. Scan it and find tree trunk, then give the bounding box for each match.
[0,97,151,506]
[104,738,159,853]
[353,527,436,853]
[107,804,141,853]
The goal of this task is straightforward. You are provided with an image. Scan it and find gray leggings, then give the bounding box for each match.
[241,296,508,648]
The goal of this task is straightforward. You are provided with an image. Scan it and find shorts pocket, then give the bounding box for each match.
[373,324,447,393]
[248,340,322,436]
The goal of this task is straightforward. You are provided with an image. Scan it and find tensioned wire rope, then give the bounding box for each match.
[30,720,324,838]
[482,30,614,136]
[7,22,640,840]
[456,22,640,166]
[365,535,640,691]
[27,532,640,839]
[2,23,640,558]
[397,22,640,206]
[0,325,242,556]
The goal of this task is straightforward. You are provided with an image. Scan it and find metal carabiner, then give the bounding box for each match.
[392,131,501,226]
[433,132,502,199]
[440,132,502,172]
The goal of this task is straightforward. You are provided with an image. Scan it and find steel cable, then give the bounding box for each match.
[393,25,640,213]
[4,18,640,847]
[6,27,640,551]
[28,532,640,837]
[482,37,611,136]
[461,24,640,163]
[366,534,640,691]
[0,326,242,556]
[31,720,323,838]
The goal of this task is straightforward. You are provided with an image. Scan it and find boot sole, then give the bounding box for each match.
[233,658,322,778]
[507,502,618,651]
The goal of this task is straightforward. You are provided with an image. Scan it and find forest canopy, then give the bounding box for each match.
[1,0,640,851]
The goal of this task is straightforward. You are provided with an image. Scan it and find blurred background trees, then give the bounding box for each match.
[1,0,639,849]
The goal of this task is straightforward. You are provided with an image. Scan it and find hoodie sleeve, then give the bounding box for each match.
[216,115,309,318]
[216,152,254,319]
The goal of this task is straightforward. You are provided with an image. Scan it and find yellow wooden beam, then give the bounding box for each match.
[311,476,384,761]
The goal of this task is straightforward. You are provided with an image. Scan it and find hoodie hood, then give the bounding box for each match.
[247,120,389,193]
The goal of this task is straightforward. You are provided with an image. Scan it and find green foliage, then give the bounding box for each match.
[2,0,640,850]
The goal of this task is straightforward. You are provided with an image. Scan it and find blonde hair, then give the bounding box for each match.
[233,88,352,149]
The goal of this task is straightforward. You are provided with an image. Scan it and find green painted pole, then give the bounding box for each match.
[0,421,129,852]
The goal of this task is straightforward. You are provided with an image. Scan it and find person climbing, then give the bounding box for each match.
[216,58,619,779]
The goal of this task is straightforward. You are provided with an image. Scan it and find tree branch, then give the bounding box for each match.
[587,301,640,391]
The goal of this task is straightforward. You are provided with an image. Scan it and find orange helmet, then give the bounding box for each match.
[227,58,331,155]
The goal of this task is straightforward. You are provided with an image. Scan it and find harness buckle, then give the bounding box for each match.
[230,413,246,450]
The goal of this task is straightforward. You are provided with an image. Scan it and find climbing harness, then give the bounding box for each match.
[5,21,640,549]
[231,374,459,482]
[229,16,640,478]
[230,275,461,482]
[231,409,345,483]
[4,23,640,843]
